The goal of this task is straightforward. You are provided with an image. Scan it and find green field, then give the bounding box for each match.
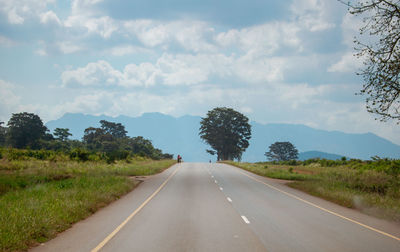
[0,151,175,251]
[224,159,400,223]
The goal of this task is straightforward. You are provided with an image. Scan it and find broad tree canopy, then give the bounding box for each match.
[199,107,251,161]
[265,141,298,161]
[7,112,48,149]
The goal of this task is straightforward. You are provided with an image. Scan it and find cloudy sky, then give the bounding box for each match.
[0,0,399,144]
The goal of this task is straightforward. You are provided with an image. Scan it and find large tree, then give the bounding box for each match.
[83,120,127,151]
[99,120,127,139]
[199,107,251,161]
[265,141,298,161]
[342,0,400,121]
[7,112,48,149]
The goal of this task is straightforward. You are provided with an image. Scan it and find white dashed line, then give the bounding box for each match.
[227,197,232,202]
[211,175,214,178]
[215,180,218,183]
[241,215,250,224]
[219,187,223,191]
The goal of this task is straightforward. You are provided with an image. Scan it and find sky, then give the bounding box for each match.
[0,0,399,145]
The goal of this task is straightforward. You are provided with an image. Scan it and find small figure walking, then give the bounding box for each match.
[177,154,182,163]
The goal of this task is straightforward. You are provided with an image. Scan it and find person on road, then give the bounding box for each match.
[177,155,182,163]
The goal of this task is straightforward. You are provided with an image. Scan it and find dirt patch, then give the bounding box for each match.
[293,169,314,175]
[130,176,149,182]
[270,178,293,185]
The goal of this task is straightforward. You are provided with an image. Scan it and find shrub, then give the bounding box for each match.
[69,148,90,162]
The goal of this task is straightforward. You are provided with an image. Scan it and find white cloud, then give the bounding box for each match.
[62,60,122,87]
[290,0,335,32]
[35,49,47,56]
[64,0,117,39]
[7,7,24,24]
[124,20,169,47]
[84,16,118,39]
[0,80,21,121]
[216,22,302,55]
[328,52,363,73]
[108,45,151,56]
[0,0,55,24]
[124,20,217,52]
[0,35,16,47]
[61,52,315,88]
[57,41,83,54]
[64,15,118,39]
[39,10,61,25]
[340,12,368,48]
[121,62,160,87]
[234,55,286,83]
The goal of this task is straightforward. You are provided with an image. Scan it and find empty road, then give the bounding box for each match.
[33,163,400,252]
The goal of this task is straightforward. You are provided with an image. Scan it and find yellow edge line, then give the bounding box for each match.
[237,169,400,242]
[91,165,181,252]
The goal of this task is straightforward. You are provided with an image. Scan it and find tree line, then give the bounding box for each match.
[0,112,172,161]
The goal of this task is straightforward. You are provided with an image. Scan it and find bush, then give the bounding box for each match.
[287,160,298,166]
[69,148,90,162]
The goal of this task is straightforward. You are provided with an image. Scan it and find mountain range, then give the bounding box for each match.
[46,113,400,162]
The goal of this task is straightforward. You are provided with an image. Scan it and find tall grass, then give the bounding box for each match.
[224,161,400,222]
[224,161,311,181]
[0,157,175,251]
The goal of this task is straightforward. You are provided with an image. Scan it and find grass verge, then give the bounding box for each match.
[0,158,176,251]
[222,161,400,223]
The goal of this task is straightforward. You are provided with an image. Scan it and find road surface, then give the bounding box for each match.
[32,163,400,252]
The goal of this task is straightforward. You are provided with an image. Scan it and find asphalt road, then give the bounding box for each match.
[32,163,400,252]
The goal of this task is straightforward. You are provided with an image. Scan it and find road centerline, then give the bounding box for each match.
[241,216,250,224]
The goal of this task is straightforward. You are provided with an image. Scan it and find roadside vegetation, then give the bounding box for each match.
[0,148,175,251]
[224,157,400,223]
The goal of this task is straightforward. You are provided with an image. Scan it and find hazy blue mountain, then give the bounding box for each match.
[46,113,400,162]
[298,151,347,161]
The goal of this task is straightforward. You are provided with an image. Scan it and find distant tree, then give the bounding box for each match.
[265,141,298,161]
[0,122,6,146]
[54,128,72,141]
[340,0,400,121]
[7,112,48,149]
[83,121,171,160]
[83,127,107,150]
[128,136,155,156]
[199,107,251,161]
[100,120,127,138]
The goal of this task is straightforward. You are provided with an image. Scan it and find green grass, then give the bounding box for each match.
[223,161,400,223]
[223,161,311,181]
[0,158,176,251]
